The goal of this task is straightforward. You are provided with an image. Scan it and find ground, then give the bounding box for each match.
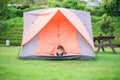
[0,46,120,80]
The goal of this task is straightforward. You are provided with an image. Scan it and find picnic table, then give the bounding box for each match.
[94,36,116,53]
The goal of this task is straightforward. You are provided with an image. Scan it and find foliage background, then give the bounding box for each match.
[0,0,120,45]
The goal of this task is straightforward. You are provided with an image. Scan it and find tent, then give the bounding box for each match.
[19,8,95,60]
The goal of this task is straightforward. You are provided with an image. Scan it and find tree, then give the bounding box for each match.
[48,0,86,10]
[61,0,78,9]
[0,0,10,20]
[101,0,120,16]
[0,0,10,34]
[100,13,115,36]
[48,0,61,7]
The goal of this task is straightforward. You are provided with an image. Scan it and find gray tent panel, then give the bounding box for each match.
[19,8,95,60]
[20,35,38,57]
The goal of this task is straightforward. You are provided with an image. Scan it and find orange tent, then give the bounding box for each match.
[19,8,95,60]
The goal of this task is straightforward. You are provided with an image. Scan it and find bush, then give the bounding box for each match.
[76,3,86,10]
[0,17,23,45]
[94,8,105,16]
[91,16,102,36]
[6,7,23,19]
[89,8,96,15]
[48,1,61,7]
[84,7,91,12]
[61,0,78,9]
[23,5,47,12]
[91,16,102,24]
[100,13,115,35]
[84,7,97,15]
[91,16,120,44]
[0,20,6,34]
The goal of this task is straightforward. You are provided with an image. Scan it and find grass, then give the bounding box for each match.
[0,46,120,80]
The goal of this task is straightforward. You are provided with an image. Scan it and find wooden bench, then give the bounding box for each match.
[94,36,116,53]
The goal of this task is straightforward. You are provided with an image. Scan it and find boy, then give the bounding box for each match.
[55,45,66,56]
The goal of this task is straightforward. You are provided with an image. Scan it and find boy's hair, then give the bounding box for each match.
[57,45,64,50]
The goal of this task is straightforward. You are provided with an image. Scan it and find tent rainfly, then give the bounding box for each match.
[19,8,95,60]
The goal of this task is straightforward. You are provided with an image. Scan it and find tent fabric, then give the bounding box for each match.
[21,10,58,46]
[22,8,94,49]
[19,8,95,60]
[35,11,80,55]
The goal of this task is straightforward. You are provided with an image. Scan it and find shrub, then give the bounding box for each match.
[100,13,115,35]
[23,5,47,12]
[61,0,78,9]
[84,7,91,12]
[0,17,23,45]
[6,7,23,19]
[91,16,102,24]
[94,8,105,16]
[48,0,61,7]
[89,8,96,15]
[76,3,86,10]
[0,20,7,34]
[84,7,96,15]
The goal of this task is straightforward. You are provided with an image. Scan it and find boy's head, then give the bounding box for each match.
[57,45,64,54]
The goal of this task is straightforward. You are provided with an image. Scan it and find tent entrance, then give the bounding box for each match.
[35,10,80,55]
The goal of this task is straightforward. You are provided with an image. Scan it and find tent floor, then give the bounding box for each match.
[19,55,95,60]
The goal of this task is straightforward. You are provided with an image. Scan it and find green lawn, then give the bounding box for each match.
[0,46,120,80]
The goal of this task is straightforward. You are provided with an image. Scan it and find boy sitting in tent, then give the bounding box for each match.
[55,45,66,56]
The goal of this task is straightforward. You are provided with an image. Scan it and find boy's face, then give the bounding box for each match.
[57,49,63,54]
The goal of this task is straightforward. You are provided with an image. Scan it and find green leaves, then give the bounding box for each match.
[100,13,115,35]
[102,0,120,16]
[0,17,23,45]
[48,0,87,10]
